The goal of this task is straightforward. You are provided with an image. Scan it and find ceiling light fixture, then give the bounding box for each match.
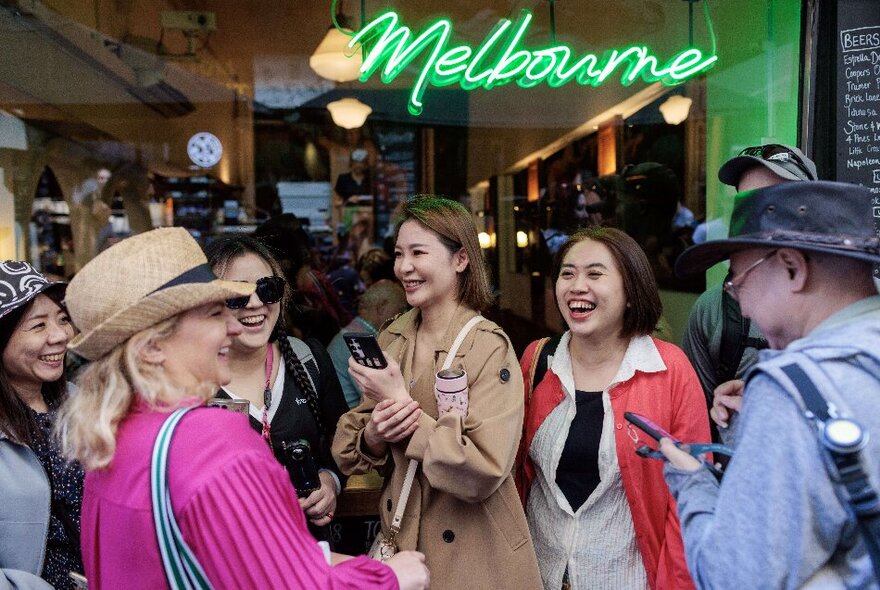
[310,0,363,82]
[327,97,372,129]
[659,94,692,124]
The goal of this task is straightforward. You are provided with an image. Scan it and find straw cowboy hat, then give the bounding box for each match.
[676,181,880,276]
[66,227,254,360]
[0,260,65,320]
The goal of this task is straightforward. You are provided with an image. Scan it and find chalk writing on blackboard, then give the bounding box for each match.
[837,23,880,195]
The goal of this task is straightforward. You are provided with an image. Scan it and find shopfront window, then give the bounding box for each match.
[0,0,802,344]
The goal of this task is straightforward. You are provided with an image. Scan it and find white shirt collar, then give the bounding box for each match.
[550,332,666,397]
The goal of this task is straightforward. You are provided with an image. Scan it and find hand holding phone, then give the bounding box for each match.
[344,332,388,369]
[624,412,679,444]
[626,411,724,479]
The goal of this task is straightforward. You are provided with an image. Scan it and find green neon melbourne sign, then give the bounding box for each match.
[344,9,718,116]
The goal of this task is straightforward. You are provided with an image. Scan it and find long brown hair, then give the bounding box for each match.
[396,195,494,312]
[554,227,662,338]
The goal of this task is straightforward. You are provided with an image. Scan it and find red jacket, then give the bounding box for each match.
[516,336,708,590]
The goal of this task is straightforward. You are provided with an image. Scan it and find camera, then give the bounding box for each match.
[276,439,321,498]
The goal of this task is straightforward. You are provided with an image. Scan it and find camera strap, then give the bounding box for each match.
[779,362,880,581]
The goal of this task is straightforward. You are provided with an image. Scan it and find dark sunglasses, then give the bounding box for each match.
[226,276,285,309]
[738,144,814,179]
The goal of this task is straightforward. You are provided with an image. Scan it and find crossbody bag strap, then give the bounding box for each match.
[389,315,485,538]
[151,408,214,590]
[442,315,484,371]
[779,362,880,581]
[389,459,419,536]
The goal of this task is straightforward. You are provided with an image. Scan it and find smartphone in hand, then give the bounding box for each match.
[624,412,680,444]
[343,332,388,369]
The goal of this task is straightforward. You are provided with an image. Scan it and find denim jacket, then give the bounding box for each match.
[666,295,880,589]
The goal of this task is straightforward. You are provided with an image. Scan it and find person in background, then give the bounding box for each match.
[70,167,112,272]
[0,261,83,589]
[357,247,396,288]
[576,176,617,229]
[255,214,353,345]
[333,195,542,590]
[205,235,350,540]
[335,149,372,203]
[328,279,408,408]
[328,253,364,319]
[681,144,818,412]
[56,227,428,589]
[615,162,694,291]
[663,181,880,589]
[517,227,708,589]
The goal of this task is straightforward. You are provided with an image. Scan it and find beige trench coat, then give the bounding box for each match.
[332,307,542,590]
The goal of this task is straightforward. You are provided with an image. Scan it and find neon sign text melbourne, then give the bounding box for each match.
[347,10,718,116]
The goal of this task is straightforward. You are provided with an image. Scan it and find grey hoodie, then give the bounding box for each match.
[665,295,880,589]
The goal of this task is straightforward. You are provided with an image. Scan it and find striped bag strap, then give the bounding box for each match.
[150,408,214,590]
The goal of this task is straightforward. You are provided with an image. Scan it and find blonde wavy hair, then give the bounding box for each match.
[57,316,215,470]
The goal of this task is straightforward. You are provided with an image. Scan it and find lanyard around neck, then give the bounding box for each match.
[261,344,274,442]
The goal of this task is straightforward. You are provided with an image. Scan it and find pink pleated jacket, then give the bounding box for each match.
[81,402,397,589]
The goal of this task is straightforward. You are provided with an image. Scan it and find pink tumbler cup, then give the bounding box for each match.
[435,367,469,417]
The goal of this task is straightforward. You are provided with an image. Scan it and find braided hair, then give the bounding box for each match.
[273,326,325,435]
[206,234,324,433]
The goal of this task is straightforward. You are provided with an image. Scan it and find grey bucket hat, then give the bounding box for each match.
[676,181,880,276]
[0,260,66,321]
[718,143,818,186]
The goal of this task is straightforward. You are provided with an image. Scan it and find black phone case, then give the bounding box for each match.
[343,332,388,369]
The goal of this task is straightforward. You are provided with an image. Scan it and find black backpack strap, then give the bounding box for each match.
[718,289,749,382]
[718,289,768,382]
[532,335,561,394]
[779,362,880,581]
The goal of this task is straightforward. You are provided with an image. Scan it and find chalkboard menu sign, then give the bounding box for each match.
[375,125,419,240]
[836,0,880,276]
[836,0,880,194]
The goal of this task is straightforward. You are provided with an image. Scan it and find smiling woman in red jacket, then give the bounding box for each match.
[516,227,709,590]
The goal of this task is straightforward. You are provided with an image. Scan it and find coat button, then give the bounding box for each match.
[499,368,510,383]
[616,423,623,429]
[386,499,393,512]
[442,530,455,543]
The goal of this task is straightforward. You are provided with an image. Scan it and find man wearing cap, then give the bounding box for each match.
[660,181,880,588]
[682,144,818,415]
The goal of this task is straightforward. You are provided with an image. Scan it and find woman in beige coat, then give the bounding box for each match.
[332,196,541,590]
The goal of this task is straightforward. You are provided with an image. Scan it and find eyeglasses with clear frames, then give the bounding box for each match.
[723,249,778,301]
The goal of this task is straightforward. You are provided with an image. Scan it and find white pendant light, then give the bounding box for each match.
[309,27,363,83]
[659,95,693,125]
[327,98,372,129]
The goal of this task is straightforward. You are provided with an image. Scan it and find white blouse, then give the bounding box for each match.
[526,332,666,590]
